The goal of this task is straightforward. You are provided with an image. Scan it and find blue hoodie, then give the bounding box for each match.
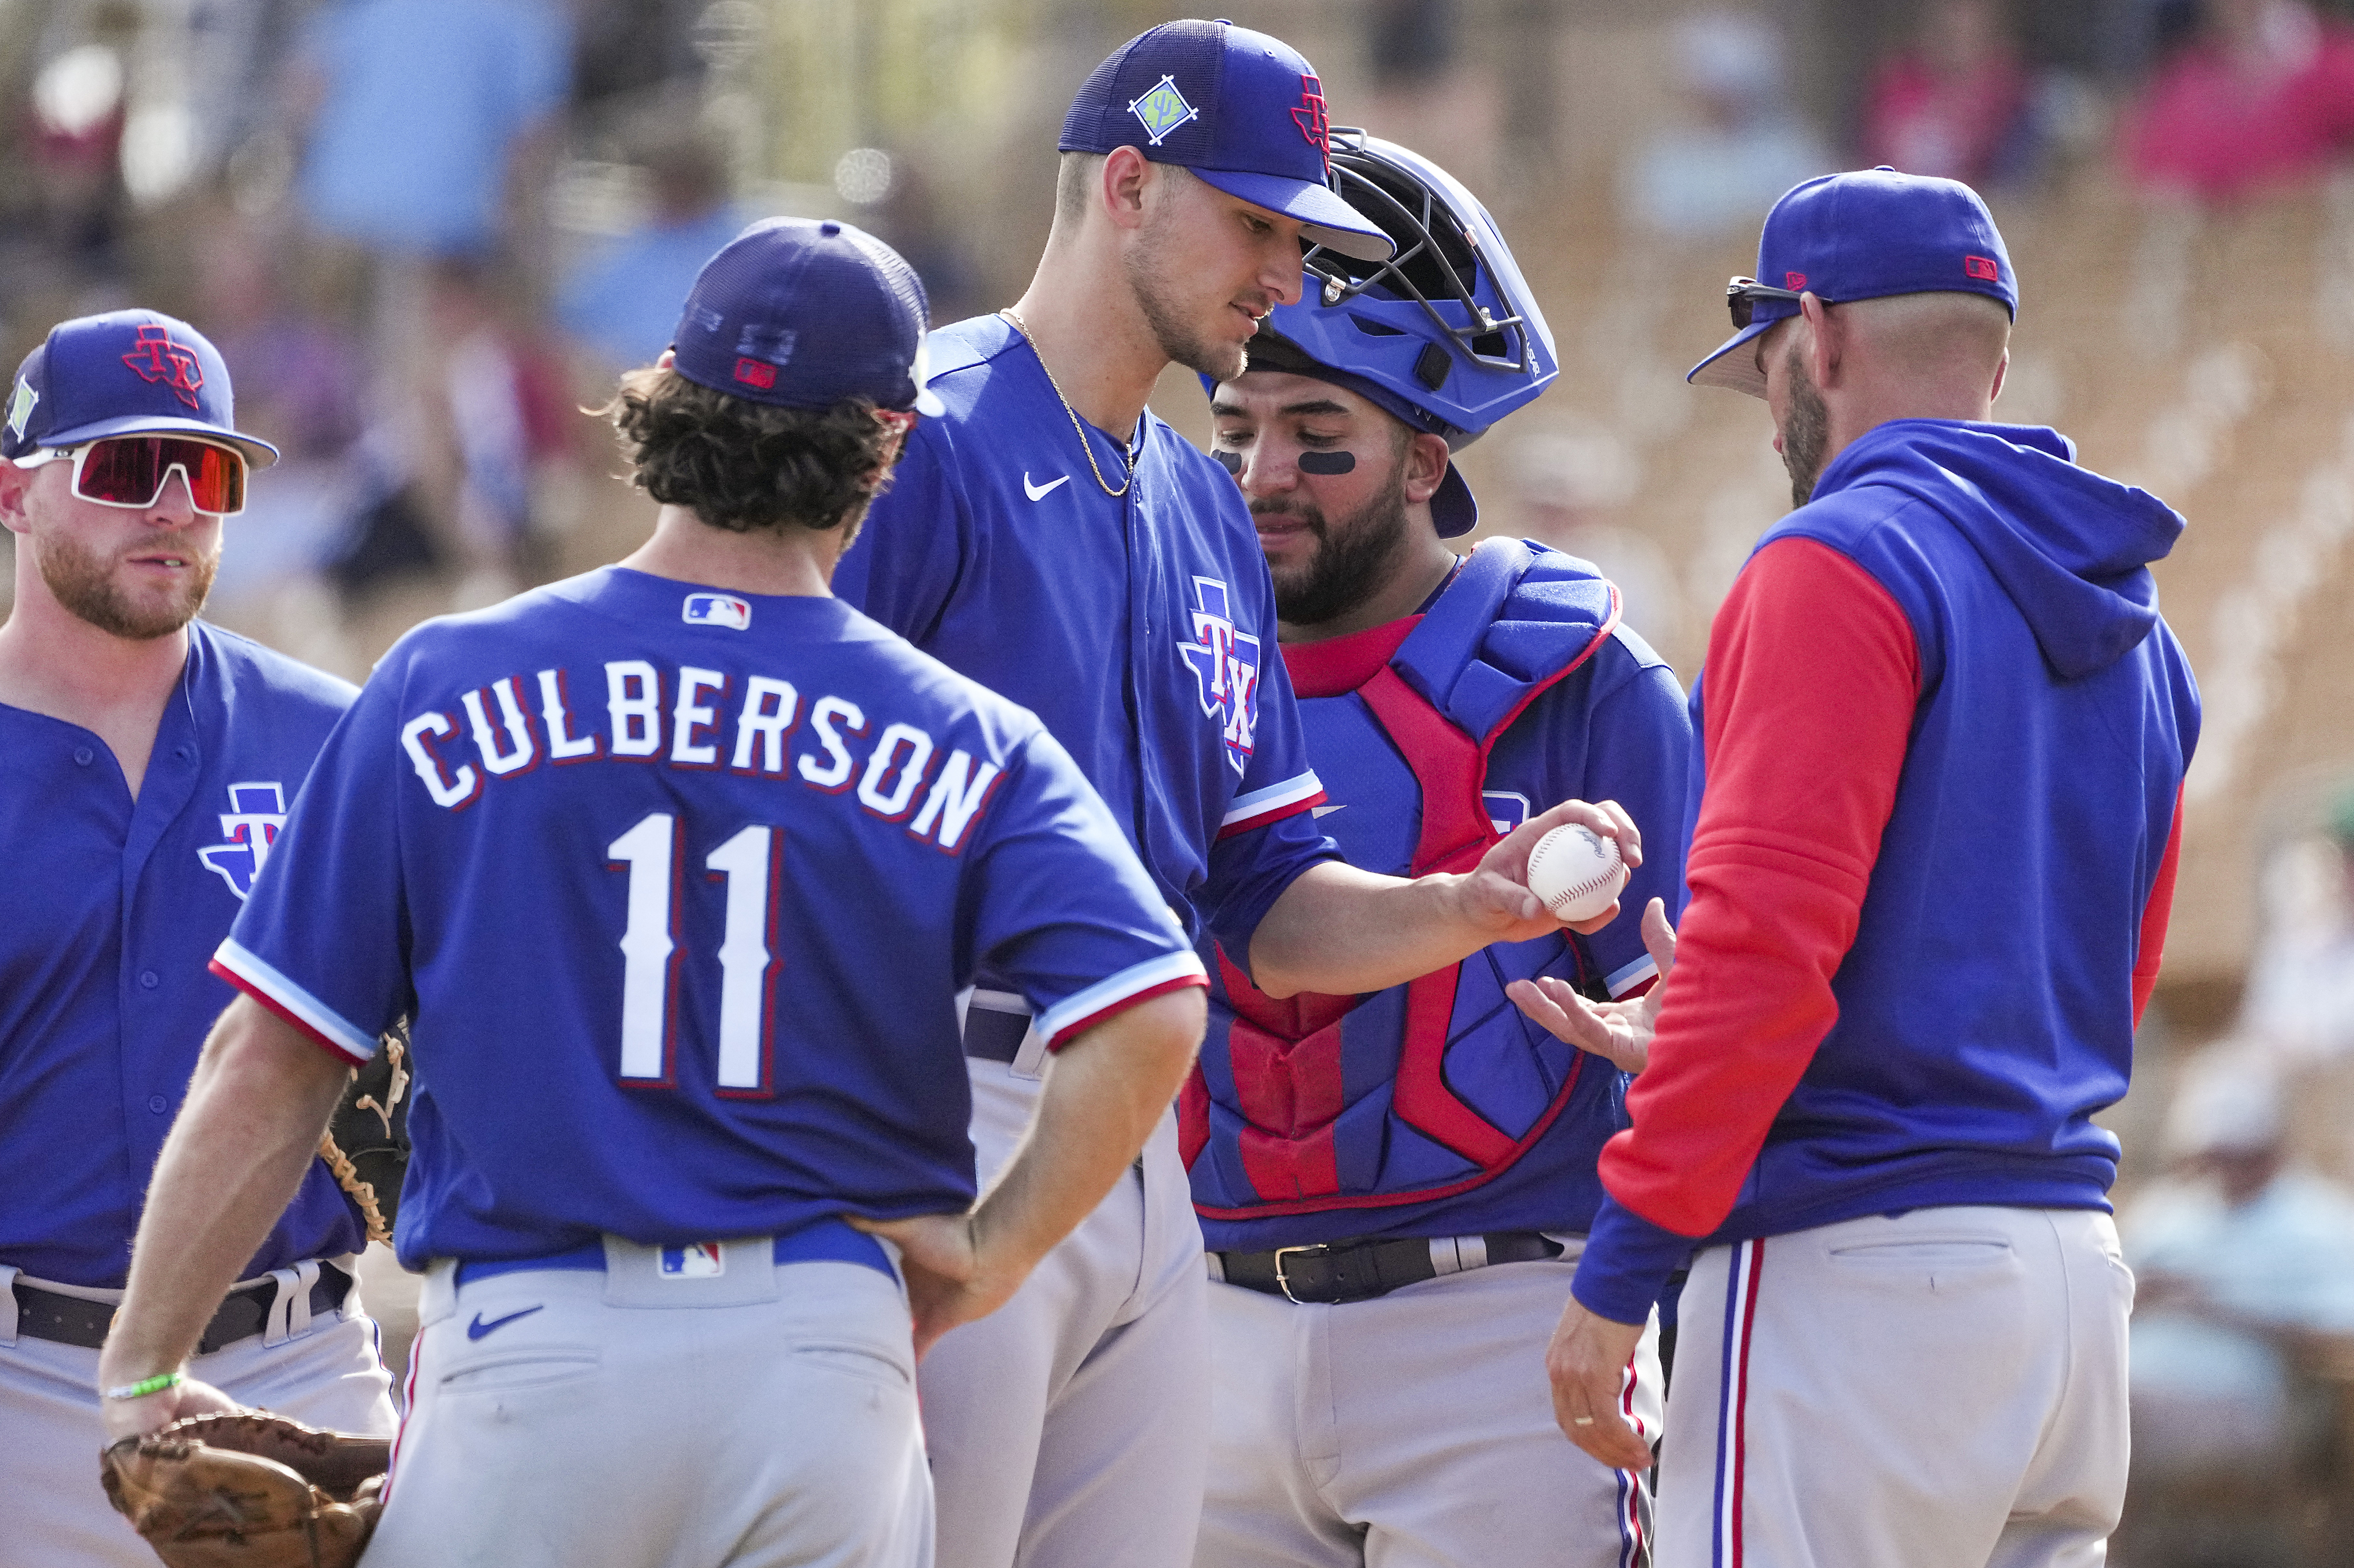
[1575,419,2201,1323]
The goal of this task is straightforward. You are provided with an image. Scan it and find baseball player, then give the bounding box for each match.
[0,310,393,1566]
[833,21,1637,1568]
[1533,169,2200,1568]
[95,218,1211,1568]
[1191,132,1691,1568]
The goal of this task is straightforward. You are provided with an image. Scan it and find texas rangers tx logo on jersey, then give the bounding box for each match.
[121,323,205,410]
[1179,577,1260,777]
[197,781,289,900]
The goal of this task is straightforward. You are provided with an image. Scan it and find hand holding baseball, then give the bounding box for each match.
[1462,799,1642,942]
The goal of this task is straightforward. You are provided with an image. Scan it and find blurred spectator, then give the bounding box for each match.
[2241,788,2354,1066]
[1621,10,1834,238]
[1507,421,1687,654]
[197,222,372,607]
[556,123,743,372]
[871,155,983,327]
[429,260,582,603]
[2118,1043,2354,1566]
[1861,0,2038,188]
[289,0,573,263]
[24,11,137,282]
[2123,0,2354,203]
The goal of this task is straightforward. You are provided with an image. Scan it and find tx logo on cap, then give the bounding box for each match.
[1291,74,1330,169]
[1130,75,1199,146]
[121,323,204,410]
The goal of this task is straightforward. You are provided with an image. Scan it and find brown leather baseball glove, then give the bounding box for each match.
[100,1411,392,1568]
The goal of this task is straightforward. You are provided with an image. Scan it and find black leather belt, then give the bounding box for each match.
[964,1004,1029,1062]
[10,1265,352,1354]
[1214,1231,1564,1305]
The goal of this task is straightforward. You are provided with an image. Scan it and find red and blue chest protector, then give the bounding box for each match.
[1186,539,1694,1249]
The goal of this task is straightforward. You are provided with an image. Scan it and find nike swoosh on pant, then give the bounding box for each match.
[1024,473,1070,500]
[467,1305,545,1341]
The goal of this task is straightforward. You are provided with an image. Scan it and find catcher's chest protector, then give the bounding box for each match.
[1184,539,1620,1216]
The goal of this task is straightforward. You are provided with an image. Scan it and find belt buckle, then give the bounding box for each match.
[1271,1243,1330,1304]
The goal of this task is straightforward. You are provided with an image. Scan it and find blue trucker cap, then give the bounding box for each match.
[4,309,279,467]
[1060,19,1393,263]
[670,217,944,417]
[1689,167,2018,398]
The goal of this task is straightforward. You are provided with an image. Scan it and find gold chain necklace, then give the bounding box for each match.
[999,308,1133,498]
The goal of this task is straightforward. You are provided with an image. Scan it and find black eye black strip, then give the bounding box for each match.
[1297,450,1356,475]
[1211,449,1243,475]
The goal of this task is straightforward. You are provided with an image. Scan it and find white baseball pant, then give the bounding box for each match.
[920,1056,1210,1568]
[1195,1244,1661,1568]
[370,1248,929,1568]
[0,1262,394,1568]
[1654,1207,2133,1568]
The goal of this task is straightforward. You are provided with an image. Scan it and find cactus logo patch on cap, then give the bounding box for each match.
[1129,76,1199,147]
[6,379,34,440]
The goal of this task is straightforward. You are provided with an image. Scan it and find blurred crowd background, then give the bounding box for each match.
[0,1,2348,1560]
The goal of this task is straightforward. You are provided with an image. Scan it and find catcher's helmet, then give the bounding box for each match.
[1212,130,1558,535]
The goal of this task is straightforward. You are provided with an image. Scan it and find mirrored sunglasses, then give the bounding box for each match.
[18,436,248,515]
[1725,276,1809,331]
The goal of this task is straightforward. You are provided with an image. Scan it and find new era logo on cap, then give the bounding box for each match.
[682,592,752,630]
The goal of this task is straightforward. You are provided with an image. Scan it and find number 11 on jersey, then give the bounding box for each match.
[607,812,782,1094]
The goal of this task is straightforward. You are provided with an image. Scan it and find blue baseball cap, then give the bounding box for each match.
[4,309,279,467]
[670,217,944,417]
[1688,167,2018,398]
[1060,19,1393,263]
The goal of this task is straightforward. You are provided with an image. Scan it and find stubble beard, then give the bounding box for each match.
[1781,343,1832,509]
[1257,463,1413,627]
[36,529,216,640]
[1125,207,1252,384]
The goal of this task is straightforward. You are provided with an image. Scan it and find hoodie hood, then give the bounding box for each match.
[1809,421,2184,679]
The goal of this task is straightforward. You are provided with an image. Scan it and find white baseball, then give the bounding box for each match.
[1524,824,1628,924]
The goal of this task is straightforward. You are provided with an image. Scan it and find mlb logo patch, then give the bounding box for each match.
[1964,255,2000,282]
[733,357,777,390]
[660,1242,726,1279]
[682,592,752,631]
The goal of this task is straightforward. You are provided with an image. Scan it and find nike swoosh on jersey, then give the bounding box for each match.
[1311,804,1347,817]
[467,1305,545,1341]
[1024,472,1071,501]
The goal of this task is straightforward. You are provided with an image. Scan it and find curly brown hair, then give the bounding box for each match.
[603,367,907,534]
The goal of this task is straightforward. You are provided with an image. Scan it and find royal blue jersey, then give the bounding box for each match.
[834,314,1338,969]
[0,623,365,1288]
[1189,542,1694,1249]
[217,568,1205,1272]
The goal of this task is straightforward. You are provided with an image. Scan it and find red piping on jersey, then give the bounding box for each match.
[2134,788,2184,1028]
[210,960,371,1069]
[1197,586,1624,1215]
[1044,973,1210,1051]
[1217,783,1329,841]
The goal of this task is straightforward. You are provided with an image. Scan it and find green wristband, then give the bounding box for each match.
[103,1371,183,1401]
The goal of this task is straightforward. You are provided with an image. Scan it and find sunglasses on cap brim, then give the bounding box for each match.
[1725,277,1811,330]
[16,435,248,515]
